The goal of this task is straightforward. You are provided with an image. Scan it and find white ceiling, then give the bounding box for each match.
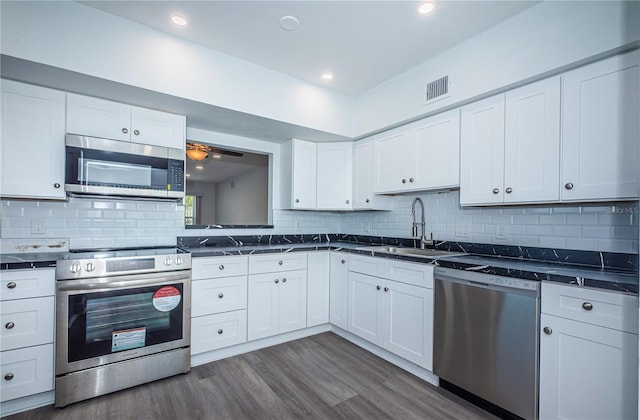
[79,0,539,96]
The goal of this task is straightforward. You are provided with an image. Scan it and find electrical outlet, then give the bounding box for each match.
[295,221,302,231]
[31,217,46,234]
[454,224,470,238]
[496,224,508,239]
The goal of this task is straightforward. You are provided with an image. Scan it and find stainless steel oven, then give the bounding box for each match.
[55,248,191,407]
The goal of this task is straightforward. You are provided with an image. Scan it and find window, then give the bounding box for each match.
[184,195,198,225]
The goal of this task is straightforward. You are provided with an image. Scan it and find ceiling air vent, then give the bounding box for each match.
[424,75,451,104]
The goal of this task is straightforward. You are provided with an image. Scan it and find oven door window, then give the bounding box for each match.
[67,283,184,363]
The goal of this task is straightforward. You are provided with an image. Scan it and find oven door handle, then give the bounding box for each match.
[57,273,189,291]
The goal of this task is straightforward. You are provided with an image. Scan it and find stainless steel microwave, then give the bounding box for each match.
[65,134,185,200]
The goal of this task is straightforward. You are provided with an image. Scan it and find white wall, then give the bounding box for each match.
[215,167,268,225]
[186,180,217,224]
[0,1,354,138]
[353,1,640,136]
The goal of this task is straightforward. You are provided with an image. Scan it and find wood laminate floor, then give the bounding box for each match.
[7,332,497,420]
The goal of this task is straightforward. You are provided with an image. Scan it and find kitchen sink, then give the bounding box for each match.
[356,245,464,258]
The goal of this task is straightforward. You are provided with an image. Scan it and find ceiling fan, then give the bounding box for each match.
[186,142,244,161]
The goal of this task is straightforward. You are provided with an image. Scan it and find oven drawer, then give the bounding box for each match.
[191,310,247,355]
[1,296,54,351]
[248,253,307,274]
[0,343,54,402]
[192,256,248,280]
[192,275,248,316]
[1,269,55,301]
[542,282,638,333]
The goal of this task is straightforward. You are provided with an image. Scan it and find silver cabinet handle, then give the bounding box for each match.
[7,282,16,289]
[365,199,370,203]
[217,329,223,335]
[543,327,552,335]
[376,285,381,290]
[218,293,224,299]
[341,259,346,264]
[409,178,414,183]
[4,373,14,381]
[133,129,140,136]
[278,260,283,265]
[492,188,499,194]
[402,179,407,184]
[282,278,287,283]
[274,279,279,284]
[122,128,128,134]
[384,287,389,292]
[219,265,224,270]
[295,199,300,203]
[505,187,513,193]
[565,182,574,190]
[5,322,15,329]
[346,200,350,204]
[582,302,593,311]
[54,183,61,188]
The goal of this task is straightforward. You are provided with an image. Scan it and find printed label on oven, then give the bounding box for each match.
[152,286,181,312]
[112,327,146,352]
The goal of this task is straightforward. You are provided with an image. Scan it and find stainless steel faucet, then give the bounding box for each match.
[411,197,433,249]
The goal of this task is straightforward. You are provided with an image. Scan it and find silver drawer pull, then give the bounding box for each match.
[122,128,128,134]
[274,279,279,284]
[582,302,593,311]
[282,278,287,283]
[341,259,346,264]
[565,182,574,190]
[278,260,283,265]
[133,129,140,136]
[5,322,15,330]
[217,329,223,335]
[543,326,552,335]
[218,293,224,299]
[492,188,499,194]
[376,285,381,290]
[4,373,14,381]
[218,265,224,270]
[7,282,16,289]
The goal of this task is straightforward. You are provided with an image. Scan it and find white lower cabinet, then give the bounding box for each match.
[0,268,55,403]
[347,256,434,370]
[539,282,639,419]
[247,269,308,341]
[190,256,248,355]
[329,252,349,330]
[307,252,330,327]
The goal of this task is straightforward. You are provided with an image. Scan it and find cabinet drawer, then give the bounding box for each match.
[348,255,387,278]
[248,253,307,274]
[192,256,248,280]
[542,282,639,333]
[385,260,434,289]
[192,275,247,316]
[1,343,54,402]
[191,310,247,355]
[0,269,55,301]
[0,297,54,351]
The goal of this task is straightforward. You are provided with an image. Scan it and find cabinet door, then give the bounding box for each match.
[0,343,54,402]
[1,80,66,199]
[347,272,384,346]
[504,77,560,203]
[460,94,506,205]
[539,314,638,420]
[247,273,279,341]
[329,253,349,330]
[130,106,186,149]
[561,50,639,201]
[372,131,406,193]
[316,142,353,209]
[66,93,131,142]
[307,252,330,327]
[291,139,317,209]
[383,280,433,370]
[411,108,460,191]
[278,269,307,334]
[352,140,374,209]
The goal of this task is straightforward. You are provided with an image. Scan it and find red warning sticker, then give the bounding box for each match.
[152,286,181,312]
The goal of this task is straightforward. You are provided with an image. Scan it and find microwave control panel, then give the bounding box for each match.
[168,159,185,192]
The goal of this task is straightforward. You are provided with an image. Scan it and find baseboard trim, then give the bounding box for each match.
[0,391,54,418]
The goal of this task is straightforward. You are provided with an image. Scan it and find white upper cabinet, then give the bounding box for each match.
[373,109,460,194]
[316,142,353,210]
[461,77,560,205]
[561,50,639,202]
[67,94,186,149]
[290,139,317,209]
[1,80,66,199]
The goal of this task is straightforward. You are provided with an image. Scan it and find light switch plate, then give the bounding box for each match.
[454,224,470,238]
[496,224,508,239]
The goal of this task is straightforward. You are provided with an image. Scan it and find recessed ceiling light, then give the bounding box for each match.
[321,73,333,81]
[171,14,187,26]
[185,173,191,177]
[195,165,204,170]
[279,15,300,31]
[417,1,436,15]
[212,154,222,159]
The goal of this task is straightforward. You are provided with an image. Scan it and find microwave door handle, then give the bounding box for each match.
[79,150,85,185]
[57,273,189,291]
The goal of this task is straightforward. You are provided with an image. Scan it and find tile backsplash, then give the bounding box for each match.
[1,191,638,253]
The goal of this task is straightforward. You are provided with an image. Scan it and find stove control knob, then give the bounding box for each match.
[164,257,172,266]
[69,263,81,273]
[85,262,96,272]
[175,256,183,266]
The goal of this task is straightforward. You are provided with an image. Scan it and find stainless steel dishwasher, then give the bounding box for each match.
[433,267,540,420]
